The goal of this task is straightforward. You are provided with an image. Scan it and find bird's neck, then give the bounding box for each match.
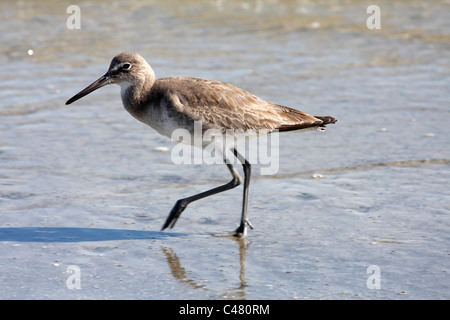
[121,68,155,119]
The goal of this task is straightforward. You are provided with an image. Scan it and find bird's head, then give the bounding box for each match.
[66,52,155,105]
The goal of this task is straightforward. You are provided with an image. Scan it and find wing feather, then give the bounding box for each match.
[155,77,336,133]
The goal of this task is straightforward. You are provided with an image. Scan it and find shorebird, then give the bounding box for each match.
[66,52,337,237]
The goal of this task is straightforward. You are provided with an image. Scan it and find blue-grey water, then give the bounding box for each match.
[0,0,449,299]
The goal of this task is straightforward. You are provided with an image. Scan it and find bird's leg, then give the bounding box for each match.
[161,159,242,231]
[233,149,253,238]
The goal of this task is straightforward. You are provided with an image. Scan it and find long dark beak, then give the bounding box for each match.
[66,74,111,105]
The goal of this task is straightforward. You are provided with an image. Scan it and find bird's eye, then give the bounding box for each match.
[122,63,132,70]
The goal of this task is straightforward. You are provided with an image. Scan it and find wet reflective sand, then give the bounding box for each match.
[0,0,449,299]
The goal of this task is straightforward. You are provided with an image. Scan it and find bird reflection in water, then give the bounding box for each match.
[161,237,250,299]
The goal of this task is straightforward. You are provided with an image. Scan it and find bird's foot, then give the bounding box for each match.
[233,219,253,238]
[161,199,188,230]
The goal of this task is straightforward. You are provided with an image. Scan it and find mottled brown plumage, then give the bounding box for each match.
[139,76,336,133]
[66,52,337,237]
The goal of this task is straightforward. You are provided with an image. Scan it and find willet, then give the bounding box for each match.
[66,52,337,237]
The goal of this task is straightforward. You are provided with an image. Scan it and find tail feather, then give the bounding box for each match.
[277,115,338,132]
[315,116,338,126]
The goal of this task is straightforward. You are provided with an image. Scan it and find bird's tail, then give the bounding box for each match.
[315,116,338,127]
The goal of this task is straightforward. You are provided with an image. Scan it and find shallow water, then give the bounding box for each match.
[0,0,449,299]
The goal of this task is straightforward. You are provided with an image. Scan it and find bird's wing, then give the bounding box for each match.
[157,77,329,132]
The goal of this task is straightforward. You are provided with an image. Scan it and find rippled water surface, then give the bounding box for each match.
[0,0,449,299]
